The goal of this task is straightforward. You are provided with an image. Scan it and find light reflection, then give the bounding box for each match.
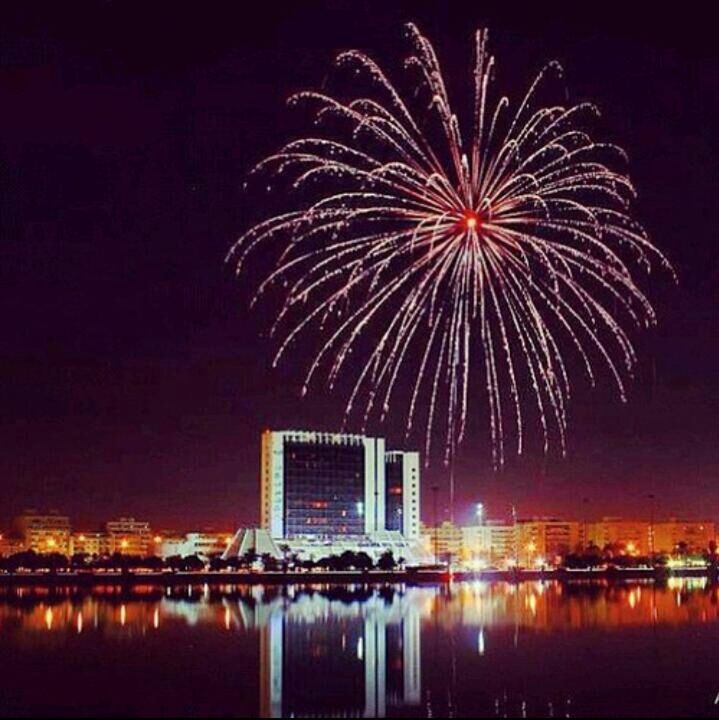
[1,580,719,717]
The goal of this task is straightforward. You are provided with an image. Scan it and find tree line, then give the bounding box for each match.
[0,549,402,573]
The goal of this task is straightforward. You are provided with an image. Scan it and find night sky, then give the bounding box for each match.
[1,1,717,531]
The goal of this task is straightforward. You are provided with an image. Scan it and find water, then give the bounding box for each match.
[0,579,717,717]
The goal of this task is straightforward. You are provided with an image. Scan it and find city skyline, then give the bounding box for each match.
[1,2,717,529]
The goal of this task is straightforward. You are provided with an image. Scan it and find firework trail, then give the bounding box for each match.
[229,24,672,466]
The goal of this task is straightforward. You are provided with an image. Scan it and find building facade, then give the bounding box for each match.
[461,522,518,568]
[260,430,420,541]
[13,511,72,555]
[422,521,463,564]
[71,531,109,557]
[105,517,153,556]
[384,451,420,540]
[653,520,715,555]
[517,519,582,565]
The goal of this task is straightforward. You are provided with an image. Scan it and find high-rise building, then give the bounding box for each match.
[260,429,420,541]
[384,451,420,540]
[13,511,72,555]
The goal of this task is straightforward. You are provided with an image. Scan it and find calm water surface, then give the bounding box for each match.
[0,579,718,717]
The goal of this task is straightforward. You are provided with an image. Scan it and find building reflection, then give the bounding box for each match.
[246,587,422,718]
[2,579,719,716]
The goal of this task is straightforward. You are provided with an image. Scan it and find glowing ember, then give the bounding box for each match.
[462,210,480,231]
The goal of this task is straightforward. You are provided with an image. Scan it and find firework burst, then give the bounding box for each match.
[229,24,672,466]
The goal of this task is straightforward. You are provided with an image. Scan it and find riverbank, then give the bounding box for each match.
[0,565,714,587]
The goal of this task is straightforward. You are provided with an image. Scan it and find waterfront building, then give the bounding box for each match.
[653,519,715,555]
[461,521,517,568]
[421,521,463,564]
[13,511,72,555]
[585,518,651,555]
[183,531,233,560]
[105,517,153,556]
[71,531,109,557]
[384,451,420,540]
[158,534,187,559]
[0,534,25,557]
[257,429,427,564]
[517,519,582,566]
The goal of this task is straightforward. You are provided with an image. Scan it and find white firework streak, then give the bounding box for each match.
[228,24,674,467]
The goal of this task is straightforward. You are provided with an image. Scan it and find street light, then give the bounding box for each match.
[476,502,485,526]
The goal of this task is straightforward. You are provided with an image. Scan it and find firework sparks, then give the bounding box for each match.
[229,24,673,466]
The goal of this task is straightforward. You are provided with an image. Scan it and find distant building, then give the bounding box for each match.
[517,519,581,565]
[71,531,108,557]
[158,534,187,560]
[421,521,463,564]
[586,518,651,555]
[653,519,715,555]
[155,531,233,561]
[579,517,715,557]
[13,511,71,555]
[105,517,153,556]
[0,534,25,557]
[183,532,232,560]
[461,521,517,568]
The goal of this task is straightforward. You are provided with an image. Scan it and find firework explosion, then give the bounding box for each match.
[229,24,672,467]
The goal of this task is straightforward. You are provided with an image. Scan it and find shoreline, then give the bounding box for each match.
[0,566,713,587]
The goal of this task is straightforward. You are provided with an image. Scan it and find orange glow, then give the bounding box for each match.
[120,539,129,550]
[462,209,481,231]
[153,535,162,544]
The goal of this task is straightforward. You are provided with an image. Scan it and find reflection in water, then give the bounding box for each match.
[252,588,422,717]
[0,579,718,717]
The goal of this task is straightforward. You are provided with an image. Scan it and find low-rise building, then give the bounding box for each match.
[0,534,25,557]
[183,532,232,560]
[71,531,109,557]
[421,521,463,564]
[462,522,517,568]
[517,519,581,566]
[653,519,715,555]
[585,518,650,555]
[105,517,153,556]
[13,511,72,555]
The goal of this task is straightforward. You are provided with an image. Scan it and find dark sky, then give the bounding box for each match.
[1,1,717,531]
